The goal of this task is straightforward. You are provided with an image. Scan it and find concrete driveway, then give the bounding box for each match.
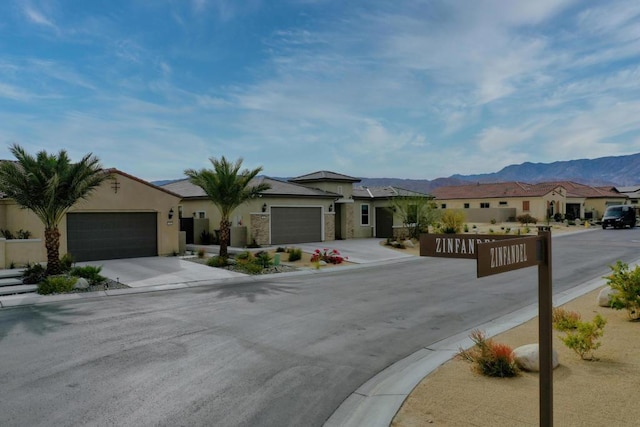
[293,238,415,264]
[78,256,247,288]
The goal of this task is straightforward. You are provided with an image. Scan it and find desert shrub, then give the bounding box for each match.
[552,307,581,331]
[385,237,393,246]
[438,210,465,234]
[59,253,75,273]
[605,260,640,320]
[463,224,469,233]
[235,261,263,275]
[287,248,302,262]
[558,314,607,360]
[0,229,15,239]
[488,228,494,234]
[235,251,251,261]
[456,330,518,377]
[472,224,477,229]
[523,226,531,234]
[22,263,46,284]
[38,275,77,295]
[490,218,497,225]
[200,230,213,245]
[311,248,347,264]
[393,242,406,249]
[197,248,206,258]
[276,247,286,253]
[254,251,272,268]
[69,265,106,285]
[16,229,32,239]
[206,256,227,267]
[504,227,511,234]
[517,214,538,225]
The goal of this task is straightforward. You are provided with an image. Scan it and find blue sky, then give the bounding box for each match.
[1,0,640,181]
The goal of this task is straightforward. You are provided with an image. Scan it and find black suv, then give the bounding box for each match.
[601,205,637,229]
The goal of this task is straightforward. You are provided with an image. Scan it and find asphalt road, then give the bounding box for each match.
[1,228,639,427]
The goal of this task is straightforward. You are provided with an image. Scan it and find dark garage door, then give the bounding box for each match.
[375,207,394,238]
[271,207,322,245]
[67,212,157,261]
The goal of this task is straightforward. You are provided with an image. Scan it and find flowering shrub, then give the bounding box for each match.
[456,329,519,377]
[310,248,347,264]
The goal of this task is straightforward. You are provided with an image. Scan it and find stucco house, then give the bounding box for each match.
[430,181,628,223]
[163,170,433,246]
[0,169,181,266]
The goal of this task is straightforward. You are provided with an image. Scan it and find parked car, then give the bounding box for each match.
[601,205,637,229]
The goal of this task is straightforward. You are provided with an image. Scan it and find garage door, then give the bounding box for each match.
[271,207,322,245]
[375,207,394,238]
[67,212,157,262]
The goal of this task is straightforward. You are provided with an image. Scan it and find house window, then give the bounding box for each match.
[337,185,343,195]
[197,211,206,219]
[499,201,507,206]
[360,204,370,226]
[407,205,418,223]
[523,201,530,211]
[464,203,470,209]
[441,204,447,209]
[480,203,490,208]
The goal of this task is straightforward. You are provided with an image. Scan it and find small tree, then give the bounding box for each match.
[438,210,466,234]
[185,157,270,258]
[390,195,440,239]
[605,260,640,320]
[0,144,108,275]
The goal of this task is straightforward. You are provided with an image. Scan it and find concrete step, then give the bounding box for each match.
[0,284,37,296]
[0,278,23,287]
[0,269,25,279]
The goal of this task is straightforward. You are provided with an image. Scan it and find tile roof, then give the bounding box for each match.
[431,181,628,200]
[352,186,431,199]
[289,170,361,183]
[162,176,339,199]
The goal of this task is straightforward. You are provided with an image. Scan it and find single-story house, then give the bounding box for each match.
[0,169,181,266]
[614,186,640,206]
[430,181,628,223]
[163,170,433,246]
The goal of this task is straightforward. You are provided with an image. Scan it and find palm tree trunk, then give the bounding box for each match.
[219,218,231,258]
[45,227,61,275]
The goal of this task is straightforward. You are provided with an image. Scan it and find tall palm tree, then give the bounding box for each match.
[185,156,270,258]
[0,144,108,275]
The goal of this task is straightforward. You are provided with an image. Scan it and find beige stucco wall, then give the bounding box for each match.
[585,198,629,221]
[0,171,181,264]
[0,239,46,268]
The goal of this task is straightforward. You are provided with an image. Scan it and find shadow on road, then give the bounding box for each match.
[193,280,299,302]
[0,304,93,341]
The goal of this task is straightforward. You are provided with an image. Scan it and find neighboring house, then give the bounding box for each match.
[352,186,432,239]
[613,185,640,206]
[164,170,433,245]
[0,169,181,266]
[430,181,628,223]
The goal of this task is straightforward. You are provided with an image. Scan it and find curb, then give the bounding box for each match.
[323,258,637,427]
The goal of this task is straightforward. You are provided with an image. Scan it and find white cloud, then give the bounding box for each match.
[22,4,57,30]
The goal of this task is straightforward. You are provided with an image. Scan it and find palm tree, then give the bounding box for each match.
[185,156,270,258]
[0,144,108,275]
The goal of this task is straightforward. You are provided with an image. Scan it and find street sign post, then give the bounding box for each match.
[420,227,554,426]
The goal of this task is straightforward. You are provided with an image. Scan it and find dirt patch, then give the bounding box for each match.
[392,287,640,426]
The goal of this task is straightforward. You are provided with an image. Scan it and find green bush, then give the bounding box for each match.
[552,307,581,331]
[235,251,251,260]
[605,261,640,320]
[38,275,77,295]
[254,251,272,268]
[206,256,227,267]
[69,265,106,285]
[236,262,263,275]
[558,314,607,360]
[439,210,465,234]
[59,253,75,273]
[490,218,497,225]
[16,229,31,239]
[0,229,15,239]
[22,263,46,284]
[287,248,302,262]
[276,247,286,253]
[463,224,469,233]
[517,214,538,225]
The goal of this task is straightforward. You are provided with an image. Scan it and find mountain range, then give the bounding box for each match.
[155,152,640,193]
[358,152,640,194]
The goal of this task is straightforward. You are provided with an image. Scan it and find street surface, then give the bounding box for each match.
[1,228,639,426]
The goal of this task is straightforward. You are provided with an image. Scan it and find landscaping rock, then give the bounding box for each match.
[403,239,415,248]
[73,277,89,290]
[512,344,559,372]
[597,286,616,307]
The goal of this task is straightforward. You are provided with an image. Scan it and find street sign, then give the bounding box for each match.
[420,233,522,259]
[476,235,541,277]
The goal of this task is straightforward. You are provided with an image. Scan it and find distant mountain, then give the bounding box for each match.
[450,153,640,187]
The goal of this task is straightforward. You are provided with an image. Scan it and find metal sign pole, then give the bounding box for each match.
[537,226,553,427]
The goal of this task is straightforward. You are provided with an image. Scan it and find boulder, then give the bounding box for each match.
[73,277,90,290]
[512,344,559,372]
[403,239,415,248]
[597,286,616,307]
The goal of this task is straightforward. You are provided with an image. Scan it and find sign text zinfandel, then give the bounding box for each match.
[420,234,521,259]
[476,236,540,277]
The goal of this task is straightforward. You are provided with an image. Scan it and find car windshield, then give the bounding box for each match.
[605,206,623,216]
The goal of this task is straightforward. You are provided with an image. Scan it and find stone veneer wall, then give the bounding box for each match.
[346,204,355,239]
[324,213,335,241]
[250,213,270,246]
[392,226,411,241]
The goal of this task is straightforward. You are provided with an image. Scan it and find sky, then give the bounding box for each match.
[1,0,640,182]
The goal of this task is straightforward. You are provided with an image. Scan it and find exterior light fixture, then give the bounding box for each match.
[262,203,267,212]
[168,208,174,220]
[329,204,333,212]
